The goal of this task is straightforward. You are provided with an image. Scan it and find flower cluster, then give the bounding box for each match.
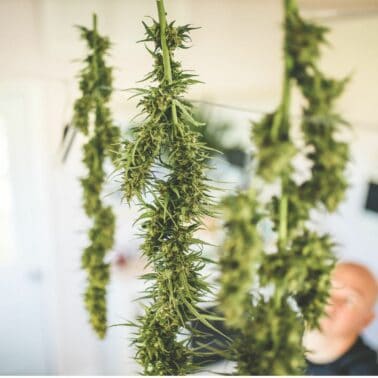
[218,190,263,328]
[253,0,348,333]
[286,6,350,212]
[251,111,296,183]
[218,0,349,374]
[231,297,306,375]
[117,1,215,374]
[259,231,336,328]
[72,15,120,339]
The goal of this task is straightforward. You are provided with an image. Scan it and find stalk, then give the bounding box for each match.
[156,0,178,125]
[278,1,292,252]
[273,0,292,340]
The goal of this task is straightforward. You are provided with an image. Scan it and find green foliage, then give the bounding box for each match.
[286,6,350,212]
[269,179,312,239]
[72,14,120,339]
[117,1,215,374]
[231,297,306,375]
[259,231,336,328]
[134,306,192,375]
[300,113,349,212]
[292,232,337,328]
[252,111,297,182]
[218,0,349,374]
[218,190,263,329]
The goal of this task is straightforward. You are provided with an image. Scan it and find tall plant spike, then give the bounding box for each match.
[72,14,120,339]
[256,0,347,332]
[282,0,349,327]
[285,2,350,213]
[118,0,216,374]
[218,0,349,374]
[218,190,263,329]
[228,1,306,374]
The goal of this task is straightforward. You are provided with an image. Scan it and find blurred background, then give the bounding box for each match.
[0,0,377,375]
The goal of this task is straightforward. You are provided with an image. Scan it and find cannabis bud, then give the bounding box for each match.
[117,1,216,374]
[72,14,120,339]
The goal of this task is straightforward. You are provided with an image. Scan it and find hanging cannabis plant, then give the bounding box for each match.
[285,6,349,213]
[72,14,120,339]
[218,0,349,374]
[117,0,217,374]
[279,0,349,327]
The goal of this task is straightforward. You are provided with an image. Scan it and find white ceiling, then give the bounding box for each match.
[299,0,378,18]
[299,0,378,10]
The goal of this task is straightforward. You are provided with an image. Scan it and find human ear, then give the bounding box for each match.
[362,311,375,329]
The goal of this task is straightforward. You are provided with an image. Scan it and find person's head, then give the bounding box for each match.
[319,262,378,338]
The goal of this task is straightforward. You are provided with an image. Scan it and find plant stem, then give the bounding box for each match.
[286,0,297,13]
[156,0,178,125]
[279,187,288,249]
[271,3,293,140]
[93,13,97,33]
[277,0,293,252]
[92,13,98,97]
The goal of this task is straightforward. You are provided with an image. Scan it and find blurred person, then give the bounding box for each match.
[304,262,378,375]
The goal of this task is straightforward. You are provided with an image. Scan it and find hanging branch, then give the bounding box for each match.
[232,1,306,374]
[256,0,347,333]
[282,0,349,327]
[218,0,349,374]
[286,3,350,213]
[117,0,217,374]
[72,14,120,339]
[217,0,305,373]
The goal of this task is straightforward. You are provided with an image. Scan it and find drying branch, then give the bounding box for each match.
[117,0,217,374]
[72,14,120,339]
[218,0,349,374]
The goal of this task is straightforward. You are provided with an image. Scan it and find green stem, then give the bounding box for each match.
[281,70,291,127]
[270,75,291,140]
[277,0,295,252]
[285,0,297,13]
[156,0,178,125]
[271,2,293,141]
[278,189,288,249]
[93,13,97,33]
[92,13,98,98]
